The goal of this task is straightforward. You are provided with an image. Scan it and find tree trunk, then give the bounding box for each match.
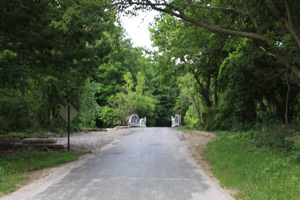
[214,75,218,107]
[191,95,202,125]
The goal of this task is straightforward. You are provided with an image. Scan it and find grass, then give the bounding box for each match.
[176,127,198,132]
[0,151,86,194]
[1,132,29,138]
[205,134,300,200]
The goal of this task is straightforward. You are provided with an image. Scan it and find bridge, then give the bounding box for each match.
[171,114,181,127]
[128,114,147,127]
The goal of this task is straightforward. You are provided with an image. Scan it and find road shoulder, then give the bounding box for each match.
[178,129,237,198]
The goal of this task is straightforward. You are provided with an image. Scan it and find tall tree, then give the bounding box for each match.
[0,0,116,130]
[117,0,300,78]
[148,2,300,130]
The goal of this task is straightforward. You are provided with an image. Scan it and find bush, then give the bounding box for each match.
[234,124,300,153]
[0,96,32,130]
[184,105,201,129]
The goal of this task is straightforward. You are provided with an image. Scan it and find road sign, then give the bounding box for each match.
[59,104,78,151]
[60,104,78,122]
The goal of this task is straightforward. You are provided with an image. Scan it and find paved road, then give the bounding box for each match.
[5,128,234,200]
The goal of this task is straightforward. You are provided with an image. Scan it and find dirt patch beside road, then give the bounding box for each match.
[180,130,222,182]
[0,128,136,157]
[181,130,218,172]
[55,128,136,152]
[180,129,237,197]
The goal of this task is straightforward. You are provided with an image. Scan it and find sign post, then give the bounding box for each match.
[68,104,70,151]
[60,104,78,151]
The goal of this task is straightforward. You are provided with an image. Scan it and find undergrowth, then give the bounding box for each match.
[206,130,300,200]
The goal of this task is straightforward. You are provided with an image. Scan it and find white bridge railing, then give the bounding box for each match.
[171,114,181,127]
[128,114,147,127]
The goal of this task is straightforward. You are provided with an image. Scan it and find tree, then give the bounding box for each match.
[95,33,159,127]
[96,37,147,108]
[78,79,101,128]
[149,13,228,127]
[0,0,116,130]
[218,38,300,126]
[150,13,228,108]
[177,74,202,128]
[147,2,300,130]
[117,0,300,78]
[100,71,156,126]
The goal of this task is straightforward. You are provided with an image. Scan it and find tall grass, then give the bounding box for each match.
[206,135,300,200]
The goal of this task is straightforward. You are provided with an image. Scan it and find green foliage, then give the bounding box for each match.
[176,73,203,126]
[5,132,28,138]
[151,12,300,132]
[0,0,116,132]
[0,91,35,130]
[77,80,101,128]
[0,151,86,193]
[184,105,201,129]
[100,71,156,126]
[99,105,117,126]
[3,0,300,133]
[151,83,177,127]
[147,0,300,138]
[235,125,300,153]
[95,36,161,127]
[0,50,17,62]
[206,135,300,200]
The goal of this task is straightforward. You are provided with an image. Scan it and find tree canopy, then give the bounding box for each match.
[144,0,300,130]
[1,0,300,136]
[117,0,300,78]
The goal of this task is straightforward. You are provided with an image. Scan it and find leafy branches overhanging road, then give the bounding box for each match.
[116,0,300,78]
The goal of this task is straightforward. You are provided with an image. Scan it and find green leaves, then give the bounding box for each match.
[0,0,117,131]
[78,80,101,128]
[0,50,16,62]
[148,0,300,130]
[101,71,156,126]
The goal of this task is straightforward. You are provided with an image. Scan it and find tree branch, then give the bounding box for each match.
[183,1,247,15]
[259,46,276,58]
[259,46,300,77]
[242,0,263,34]
[266,0,300,48]
[284,0,293,26]
[143,1,271,43]
[120,0,300,78]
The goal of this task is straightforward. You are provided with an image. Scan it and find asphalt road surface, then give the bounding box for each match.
[4,128,234,200]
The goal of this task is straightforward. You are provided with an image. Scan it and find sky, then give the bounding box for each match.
[120,10,159,50]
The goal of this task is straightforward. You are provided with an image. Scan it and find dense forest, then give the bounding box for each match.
[0,0,177,131]
[1,0,300,136]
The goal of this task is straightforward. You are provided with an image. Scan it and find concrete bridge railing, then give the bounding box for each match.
[171,114,181,127]
[128,114,146,127]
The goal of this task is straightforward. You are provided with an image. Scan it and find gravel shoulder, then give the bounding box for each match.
[181,130,218,174]
[179,129,237,198]
[55,128,137,152]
